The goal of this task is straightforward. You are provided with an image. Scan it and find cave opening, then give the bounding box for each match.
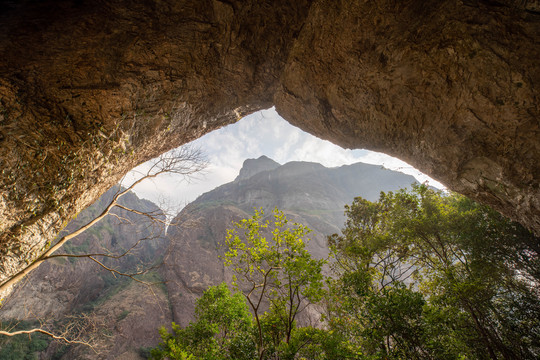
[125,108,445,212]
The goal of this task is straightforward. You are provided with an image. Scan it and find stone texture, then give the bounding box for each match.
[275,0,540,237]
[0,0,311,287]
[0,0,538,289]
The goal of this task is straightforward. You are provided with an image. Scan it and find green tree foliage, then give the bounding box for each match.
[153,197,538,359]
[152,209,339,360]
[223,208,326,359]
[151,283,255,360]
[326,184,540,359]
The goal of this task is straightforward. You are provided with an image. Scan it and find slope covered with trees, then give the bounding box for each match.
[161,156,418,327]
[0,187,172,359]
[154,185,539,359]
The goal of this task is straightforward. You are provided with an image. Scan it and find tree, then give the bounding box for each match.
[0,145,207,350]
[152,209,333,360]
[222,208,326,360]
[151,283,255,360]
[326,184,540,359]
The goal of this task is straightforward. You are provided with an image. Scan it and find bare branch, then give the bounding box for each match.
[0,144,206,294]
[0,329,96,351]
[87,256,156,286]
[114,204,169,225]
[48,232,161,261]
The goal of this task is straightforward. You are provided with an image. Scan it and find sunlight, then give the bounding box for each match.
[126,108,445,209]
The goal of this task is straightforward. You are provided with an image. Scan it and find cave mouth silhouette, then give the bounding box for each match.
[126,108,446,210]
[1,0,538,295]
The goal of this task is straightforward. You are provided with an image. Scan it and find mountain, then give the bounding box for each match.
[0,187,171,360]
[162,156,417,327]
[0,158,417,359]
[234,155,281,181]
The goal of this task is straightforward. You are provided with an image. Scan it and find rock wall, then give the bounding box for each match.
[0,0,311,288]
[0,1,538,289]
[275,0,540,238]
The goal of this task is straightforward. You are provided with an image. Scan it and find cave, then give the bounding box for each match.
[0,0,538,291]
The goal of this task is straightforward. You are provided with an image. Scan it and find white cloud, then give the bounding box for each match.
[127,108,445,211]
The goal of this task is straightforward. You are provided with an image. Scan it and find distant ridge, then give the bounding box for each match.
[198,156,417,209]
[164,157,418,326]
[234,155,280,181]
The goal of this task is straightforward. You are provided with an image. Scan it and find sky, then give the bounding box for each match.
[125,108,445,212]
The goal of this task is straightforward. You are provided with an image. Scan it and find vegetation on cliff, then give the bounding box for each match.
[325,185,539,359]
[152,186,539,359]
[153,209,329,360]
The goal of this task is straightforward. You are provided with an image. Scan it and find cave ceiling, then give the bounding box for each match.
[0,0,538,290]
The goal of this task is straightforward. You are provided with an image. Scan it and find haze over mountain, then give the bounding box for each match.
[0,158,417,359]
[163,156,417,326]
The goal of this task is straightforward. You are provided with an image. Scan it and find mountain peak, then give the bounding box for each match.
[235,156,280,181]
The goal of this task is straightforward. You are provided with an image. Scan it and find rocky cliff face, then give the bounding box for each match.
[0,157,416,358]
[1,0,538,298]
[235,155,281,181]
[162,156,418,326]
[0,188,171,359]
[0,0,312,290]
